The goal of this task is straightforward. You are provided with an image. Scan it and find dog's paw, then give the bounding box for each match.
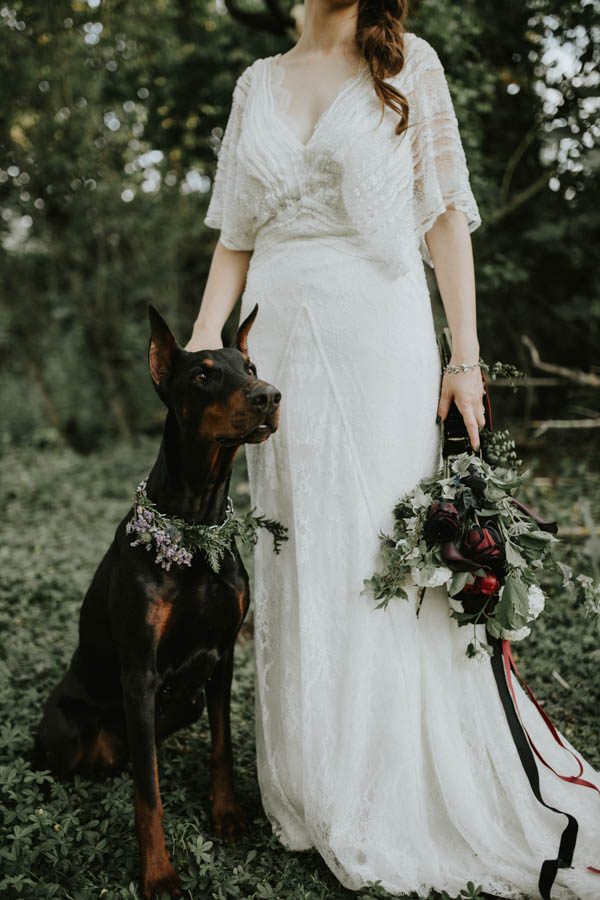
[141,865,183,899]
[211,800,248,842]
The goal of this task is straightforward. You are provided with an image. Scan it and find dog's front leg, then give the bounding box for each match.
[205,647,247,841]
[121,663,182,899]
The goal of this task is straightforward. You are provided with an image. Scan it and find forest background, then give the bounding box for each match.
[0,2,598,898]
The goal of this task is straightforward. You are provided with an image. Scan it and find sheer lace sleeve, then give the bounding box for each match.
[203,65,256,251]
[408,38,481,268]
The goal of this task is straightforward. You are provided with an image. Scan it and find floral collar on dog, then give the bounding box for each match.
[125,479,288,572]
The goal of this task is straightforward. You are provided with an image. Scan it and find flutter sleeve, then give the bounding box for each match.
[408,38,482,268]
[203,65,256,251]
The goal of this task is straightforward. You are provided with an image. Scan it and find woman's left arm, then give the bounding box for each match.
[425,207,485,451]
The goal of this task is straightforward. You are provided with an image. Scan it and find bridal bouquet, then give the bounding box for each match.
[363,427,600,661]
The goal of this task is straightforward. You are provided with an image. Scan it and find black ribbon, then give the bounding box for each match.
[488,633,579,899]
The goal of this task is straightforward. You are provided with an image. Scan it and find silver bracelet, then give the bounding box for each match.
[443,361,483,375]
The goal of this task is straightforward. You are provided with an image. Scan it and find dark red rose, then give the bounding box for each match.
[456,573,502,616]
[460,573,501,596]
[440,540,483,572]
[423,501,461,546]
[461,524,505,576]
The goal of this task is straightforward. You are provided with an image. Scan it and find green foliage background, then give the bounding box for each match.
[0,0,598,448]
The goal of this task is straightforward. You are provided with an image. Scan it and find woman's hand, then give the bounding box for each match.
[184,326,223,353]
[437,364,486,451]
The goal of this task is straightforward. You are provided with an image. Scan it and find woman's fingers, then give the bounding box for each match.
[438,370,486,449]
[437,386,452,421]
[475,400,486,430]
[461,408,481,451]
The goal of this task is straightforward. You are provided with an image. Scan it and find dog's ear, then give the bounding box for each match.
[234,303,258,356]
[148,304,180,397]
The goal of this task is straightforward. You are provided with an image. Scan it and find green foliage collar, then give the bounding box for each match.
[125,479,288,572]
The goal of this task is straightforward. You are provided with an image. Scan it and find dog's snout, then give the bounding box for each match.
[248,384,281,411]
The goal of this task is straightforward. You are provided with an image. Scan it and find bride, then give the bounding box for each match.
[186,1,600,897]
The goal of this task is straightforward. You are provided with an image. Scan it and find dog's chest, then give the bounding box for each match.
[144,573,248,678]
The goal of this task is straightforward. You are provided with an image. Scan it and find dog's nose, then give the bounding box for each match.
[248,384,281,411]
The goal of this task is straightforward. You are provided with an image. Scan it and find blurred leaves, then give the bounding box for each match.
[0,0,598,448]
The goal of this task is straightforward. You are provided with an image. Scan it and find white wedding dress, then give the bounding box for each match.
[204,33,600,900]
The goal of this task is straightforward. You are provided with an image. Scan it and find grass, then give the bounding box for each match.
[0,437,598,899]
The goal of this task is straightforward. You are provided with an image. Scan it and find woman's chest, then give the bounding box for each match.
[237,57,415,202]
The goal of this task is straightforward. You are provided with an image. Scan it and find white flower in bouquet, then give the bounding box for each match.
[441,482,457,500]
[410,565,453,588]
[471,647,490,665]
[409,486,433,511]
[526,584,545,621]
[466,639,492,664]
[502,625,531,642]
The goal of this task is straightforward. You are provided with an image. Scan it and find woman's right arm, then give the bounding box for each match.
[185,241,252,351]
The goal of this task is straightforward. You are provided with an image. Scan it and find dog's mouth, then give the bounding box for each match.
[243,423,273,444]
[215,421,275,447]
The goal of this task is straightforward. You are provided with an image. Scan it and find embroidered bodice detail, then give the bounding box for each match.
[204,33,481,274]
[268,53,371,149]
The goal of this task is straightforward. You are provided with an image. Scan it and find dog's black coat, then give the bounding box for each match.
[33,303,281,899]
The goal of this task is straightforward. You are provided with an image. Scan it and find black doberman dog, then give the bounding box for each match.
[33,302,281,899]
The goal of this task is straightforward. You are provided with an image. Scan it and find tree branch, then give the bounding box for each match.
[522,334,600,388]
[488,169,557,226]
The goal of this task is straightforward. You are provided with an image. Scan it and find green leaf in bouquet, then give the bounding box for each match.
[418,564,436,583]
[514,530,558,551]
[505,540,527,569]
[485,468,530,493]
[556,561,574,586]
[409,485,433,510]
[494,575,530,630]
[458,487,478,511]
[485,618,503,639]
[451,608,481,626]
[484,483,510,504]
[450,454,473,477]
[448,571,474,597]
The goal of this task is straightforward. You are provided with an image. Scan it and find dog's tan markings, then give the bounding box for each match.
[201,358,215,367]
[147,598,173,642]
[197,389,249,441]
[135,756,181,899]
[83,729,123,770]
[206,447,221,473]
[236,589,248,625]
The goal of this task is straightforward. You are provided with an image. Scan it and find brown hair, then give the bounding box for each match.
[355,0,410,135]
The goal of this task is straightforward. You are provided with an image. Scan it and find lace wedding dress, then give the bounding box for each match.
[204,33,600,899]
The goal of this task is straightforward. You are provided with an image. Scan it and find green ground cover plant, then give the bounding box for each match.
[0,440,597,899]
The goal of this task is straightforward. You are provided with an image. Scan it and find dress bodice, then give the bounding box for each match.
[204,33,481,276]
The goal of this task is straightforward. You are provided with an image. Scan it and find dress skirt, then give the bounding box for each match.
[240,235,600,900]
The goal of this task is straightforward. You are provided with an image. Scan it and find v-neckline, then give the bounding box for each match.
[267,53,370,151]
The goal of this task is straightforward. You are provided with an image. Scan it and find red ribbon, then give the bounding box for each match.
[502,639,600,875]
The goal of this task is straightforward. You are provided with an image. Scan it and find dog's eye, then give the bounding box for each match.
[192,369,208,384]
[246,362,257,377]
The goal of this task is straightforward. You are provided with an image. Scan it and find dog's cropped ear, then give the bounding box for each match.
[148,304,180,397]
[234,303,258,356]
